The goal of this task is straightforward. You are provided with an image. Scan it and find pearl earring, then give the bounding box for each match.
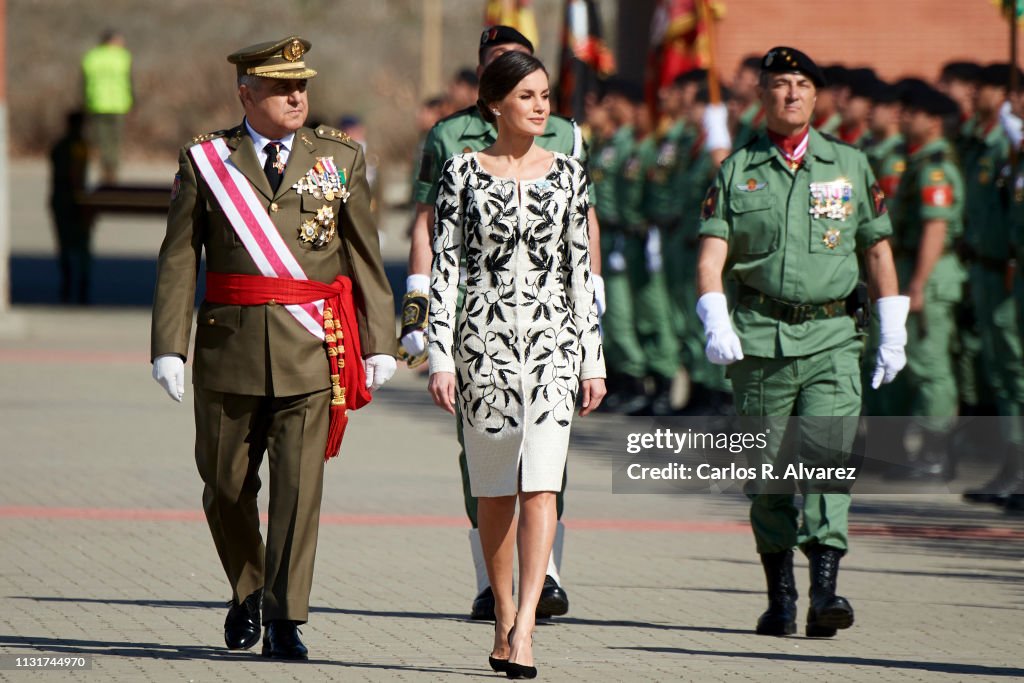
[492,110,501,117]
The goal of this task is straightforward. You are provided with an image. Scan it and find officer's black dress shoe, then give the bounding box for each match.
[224,589,262,650]
[536,575,569,618]
[471,586,496,621]
[261,620,308,660]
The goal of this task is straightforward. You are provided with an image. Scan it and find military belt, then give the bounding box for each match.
[738,285,847,325]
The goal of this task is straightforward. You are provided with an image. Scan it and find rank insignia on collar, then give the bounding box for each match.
[737,178,767,192]
[822,228,841,249]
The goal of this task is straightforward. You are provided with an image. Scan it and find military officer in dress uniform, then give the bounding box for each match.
[150,36,397,660]
[697,47,907,638]
[401,26,596,621]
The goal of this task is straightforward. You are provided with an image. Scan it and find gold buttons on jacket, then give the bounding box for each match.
[207,317,215,324]
[270,202,279,212]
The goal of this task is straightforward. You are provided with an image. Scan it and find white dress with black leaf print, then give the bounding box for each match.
[429,152,605,497]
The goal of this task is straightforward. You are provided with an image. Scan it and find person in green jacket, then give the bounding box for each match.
[961,64,1024,503]
[885,84,967,479]
[697,47,907,639]
[80,30,133,184]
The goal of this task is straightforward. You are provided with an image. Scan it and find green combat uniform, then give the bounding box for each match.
[592,125,647,389]
[733,101,765,150]
[664,123,730,398]
[961,122,1024,442]
[886,138,966,430]
[700,127,893,554]
[413,105,585,528]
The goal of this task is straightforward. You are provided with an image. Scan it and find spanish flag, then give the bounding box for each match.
[556,0,616,119]
[484,0,540,49]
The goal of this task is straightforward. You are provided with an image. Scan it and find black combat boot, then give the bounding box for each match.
[963,445,1024,506]
[755,550,797,636]
[805,544,854,638]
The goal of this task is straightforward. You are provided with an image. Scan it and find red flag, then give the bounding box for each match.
[644,0,724,110]
[556,0,616,118]
[484,0,539,48]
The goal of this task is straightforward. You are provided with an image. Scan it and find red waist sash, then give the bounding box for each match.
[205,271,372,460]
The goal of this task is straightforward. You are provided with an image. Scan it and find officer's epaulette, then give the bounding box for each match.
[190,129,230,144]
[313,125,357,149]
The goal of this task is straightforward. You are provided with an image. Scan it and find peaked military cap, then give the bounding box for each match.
[480,25,534,54]
[228,36,317,79]
[761,47,825,88]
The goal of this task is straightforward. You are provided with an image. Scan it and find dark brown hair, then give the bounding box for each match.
[476,51,548,124]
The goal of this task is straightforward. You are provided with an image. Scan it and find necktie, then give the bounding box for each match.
[263,142,283,193]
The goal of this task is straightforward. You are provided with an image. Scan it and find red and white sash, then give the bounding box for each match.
[189,137,326,340]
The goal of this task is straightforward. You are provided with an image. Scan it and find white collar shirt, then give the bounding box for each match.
[245,118,295,168]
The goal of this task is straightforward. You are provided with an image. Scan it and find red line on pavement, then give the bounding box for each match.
[1,506,1021,540]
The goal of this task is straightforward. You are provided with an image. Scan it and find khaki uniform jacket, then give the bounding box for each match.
[151,122,396,397]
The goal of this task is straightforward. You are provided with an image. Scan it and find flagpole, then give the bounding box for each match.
[702,0,721,105]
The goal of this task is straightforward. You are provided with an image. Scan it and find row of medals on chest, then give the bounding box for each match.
[737,176,854,250]
[287,156,350,249]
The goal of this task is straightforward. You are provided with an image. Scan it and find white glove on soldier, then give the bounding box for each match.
[1000,100,1024,148]
[400,274,430,356]
[152,354,185,402]
[697,292,744,365]
[703,103,732,152]
[592,274,606,317]
[364,354,397,391]
[871,295,910,389]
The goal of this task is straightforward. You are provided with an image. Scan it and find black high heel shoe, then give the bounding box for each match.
[489,621,510,673]
[505,626,538,679]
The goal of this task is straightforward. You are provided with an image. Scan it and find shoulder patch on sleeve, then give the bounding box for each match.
[701,185,720,220]
[869,181,888,216]
[418,150,436,183]
[170,172,182,201]
[922,184,953,207]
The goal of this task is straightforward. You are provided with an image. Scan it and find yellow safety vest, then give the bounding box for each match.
[81,45,133,114]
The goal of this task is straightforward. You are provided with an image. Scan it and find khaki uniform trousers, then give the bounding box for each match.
[194,386,330,623]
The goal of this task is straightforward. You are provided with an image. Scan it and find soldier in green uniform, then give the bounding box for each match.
[813,65,846,135]
[861,79,908,416]
[836,69,876,147]
[150,37,397,659]
[619,86,679,414]
[886,85,966,478]
[401,26,596,620]
[697,47,906,638]
[591,78,649,413]
[730,55,766,150]
[961,65,1024,502]
[1004,84,1024,512]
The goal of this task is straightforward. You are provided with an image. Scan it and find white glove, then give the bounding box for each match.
[152,354,185,402]
[364,354,397,391]
[645,226,663,273]
[592,274,606,317]
[871,295,910,389]
[400,274,430,356]
[697,292,744,365]
[1000,100,1024,148]
[703,103,732,152]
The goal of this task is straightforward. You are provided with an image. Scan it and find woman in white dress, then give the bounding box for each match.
[428,51,606,678]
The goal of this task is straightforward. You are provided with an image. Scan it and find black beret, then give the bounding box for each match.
[761,46,825,87]
[823,65,849,88]
[868,79,901,104]
[604,77,646,103]
[902,85,960,117]
[847,68,879,99]
[672,68,708,88]
[940,61,982,83]
[480,25,534,54]
[977,63,1024,87]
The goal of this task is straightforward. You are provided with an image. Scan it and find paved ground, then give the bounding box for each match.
[2,160,1023,680]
